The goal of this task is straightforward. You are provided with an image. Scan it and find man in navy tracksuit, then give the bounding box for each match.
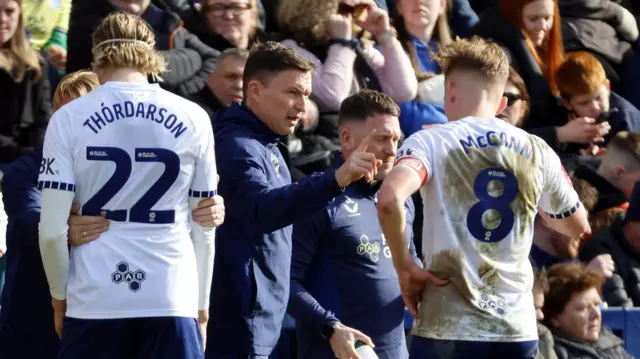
[288,90,420,359]
[0,151,59,359]
[207,42,381,358]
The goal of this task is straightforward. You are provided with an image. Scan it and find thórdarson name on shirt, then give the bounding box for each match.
[82,101,188,139]
[459,130,532,160]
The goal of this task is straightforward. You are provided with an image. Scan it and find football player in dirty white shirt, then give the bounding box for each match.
[377,37,591,359]
[37,13,216,359]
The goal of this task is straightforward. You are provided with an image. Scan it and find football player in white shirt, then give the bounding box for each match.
[38,13,216,359]
[377,37,591,359]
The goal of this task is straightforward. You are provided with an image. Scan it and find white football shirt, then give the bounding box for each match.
[38,82,217,319]
[395,117,580,342]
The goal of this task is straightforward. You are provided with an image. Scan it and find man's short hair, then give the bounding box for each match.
[556,52,607,99]
[338,90,400,126]
[218,48,250,64]
[432,36,510,84]
[53,70,100,111]
[242,41,315,95]
[601,131,640,171]
[542,263,604,327]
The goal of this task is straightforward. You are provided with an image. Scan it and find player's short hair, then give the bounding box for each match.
[601,132,640,172]
[91,12,166,80]
[556,52,607,99]
[432,36,510,85]
[542,263,604,327]
[242,41,315,96]
[338,90,400,126]
[53,70,100,111]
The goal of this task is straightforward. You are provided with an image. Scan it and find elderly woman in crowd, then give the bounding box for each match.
[543,262,633,359]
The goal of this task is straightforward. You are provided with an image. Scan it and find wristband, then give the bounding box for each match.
[328,38,361,51]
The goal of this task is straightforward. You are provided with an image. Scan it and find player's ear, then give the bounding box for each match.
[605,79,611,92]
[496,95,508,116]
[339,125,354,151]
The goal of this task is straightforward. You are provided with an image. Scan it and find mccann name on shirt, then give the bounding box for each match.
[459,131,532,160]
[82,101,188,139]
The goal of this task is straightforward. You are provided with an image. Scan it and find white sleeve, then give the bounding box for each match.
[394,131,433,185]
[38,111,75,300]
[538,143,581,218]
[189,112,217,311]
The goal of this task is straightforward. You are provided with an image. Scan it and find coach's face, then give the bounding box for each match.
[346,114,401,181]
[249,69,312,136]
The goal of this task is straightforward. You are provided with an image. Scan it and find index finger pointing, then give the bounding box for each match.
[355,129,376,153]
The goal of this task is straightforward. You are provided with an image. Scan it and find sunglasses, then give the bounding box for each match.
[503,92,523,107]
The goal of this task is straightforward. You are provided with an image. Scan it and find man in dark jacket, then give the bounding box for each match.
[288,90,420,359]
[579,181,640,307]
[67,0,218,97]
[208,42,380,358]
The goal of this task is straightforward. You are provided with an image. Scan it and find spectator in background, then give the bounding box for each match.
[556,52,640,158]
[192,48,248,122]
[288,90,418,359]
[207,42,380,359]
[543,262,633,359]
[473,0,605,170]
[278,0,417,143]
[0,0,52,165]
[21,0,71,89]
[579,181,640,307]
[557,0,639,103]
[183,0,274,52]
[67,0,219,98]
[391,0,451,136]
[497,68,530,127]
[532,269,558,359]
[573,132,640,231]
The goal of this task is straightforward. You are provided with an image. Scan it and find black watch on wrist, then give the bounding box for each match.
[321,322,338,340]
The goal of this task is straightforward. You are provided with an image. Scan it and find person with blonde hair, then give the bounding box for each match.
[38,12,218,359]
[52,70,100,111]
[377,36,589,359]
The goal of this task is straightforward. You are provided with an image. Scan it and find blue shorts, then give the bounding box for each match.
[58,316,203,359]
[410,336,538,359]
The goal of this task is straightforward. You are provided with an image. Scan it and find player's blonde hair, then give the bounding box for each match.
[53,70,100,111]
[91,12,165,81]
[432,36,510,84]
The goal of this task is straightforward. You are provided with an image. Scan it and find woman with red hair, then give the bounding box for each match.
[473,0,609,171]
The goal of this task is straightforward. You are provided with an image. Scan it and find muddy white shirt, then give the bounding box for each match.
[395,117,580,342]
[38,82,217,319]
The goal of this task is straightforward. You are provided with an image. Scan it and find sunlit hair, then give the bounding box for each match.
[393,0,453,78]
[556,51,607,99]
[0,0,41,81]
[91,12,165,81]
[53,70,100,111]
[498,0,564,93]
[277,0,341,44]
[432,36,510,84]
[542,262,604,328]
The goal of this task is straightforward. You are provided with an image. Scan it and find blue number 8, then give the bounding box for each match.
[466,168,519,243]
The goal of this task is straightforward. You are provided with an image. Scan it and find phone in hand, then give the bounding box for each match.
[595,107,619,124]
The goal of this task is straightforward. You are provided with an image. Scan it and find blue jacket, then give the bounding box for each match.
[0,151,59,358]
[207,103,344,356]
[288,155,418,359]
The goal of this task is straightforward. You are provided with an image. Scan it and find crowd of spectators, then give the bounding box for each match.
[3,0,640,358]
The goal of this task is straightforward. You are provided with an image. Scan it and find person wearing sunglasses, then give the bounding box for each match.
[497,68,530,127]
